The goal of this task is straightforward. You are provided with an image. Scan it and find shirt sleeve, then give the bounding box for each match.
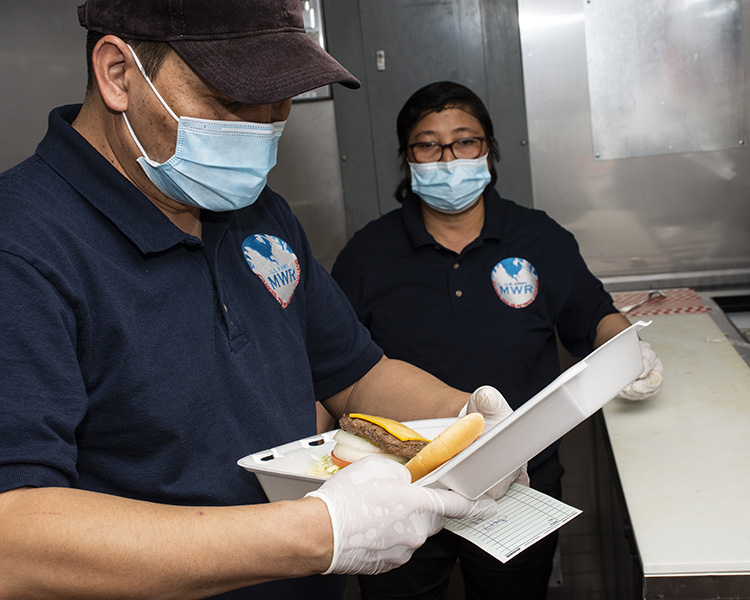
[0,250,86,492]
[553,228,619,357]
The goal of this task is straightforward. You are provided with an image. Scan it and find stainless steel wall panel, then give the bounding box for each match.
[518,0,750,288]
[585,0,745,160]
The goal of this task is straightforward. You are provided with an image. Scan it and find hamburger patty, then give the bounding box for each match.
[339,414,428,458]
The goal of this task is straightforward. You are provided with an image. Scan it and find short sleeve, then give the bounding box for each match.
[0,250,86,492]
[553,230,618,356]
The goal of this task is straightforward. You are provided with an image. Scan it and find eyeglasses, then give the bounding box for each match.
[407,136,486,163]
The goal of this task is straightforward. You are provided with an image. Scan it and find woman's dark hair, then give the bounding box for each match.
[85,31,171,95]
[394,81,500,203]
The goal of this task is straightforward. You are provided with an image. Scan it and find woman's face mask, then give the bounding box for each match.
[408,154,491,214]
[122,45,285,212]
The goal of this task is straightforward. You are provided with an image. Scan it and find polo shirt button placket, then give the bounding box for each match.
[449,260,464,301]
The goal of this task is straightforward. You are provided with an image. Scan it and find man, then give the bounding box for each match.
[0,2,505,598]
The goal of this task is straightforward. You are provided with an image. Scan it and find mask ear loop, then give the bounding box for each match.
[123,44,181,165]
[122,111,157,165]
[126,44,180,123]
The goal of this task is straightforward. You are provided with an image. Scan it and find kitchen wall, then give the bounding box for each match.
[518,0,750,290]
[323,0,750,291]
[3,1,750,283]
[0,1,86,171]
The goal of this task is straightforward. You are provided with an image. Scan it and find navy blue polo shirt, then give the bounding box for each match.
[332,190,617,469]
[0,105,382,599]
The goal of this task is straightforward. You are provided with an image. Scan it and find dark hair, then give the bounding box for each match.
[394,81,500,203]
[85,31,171,94]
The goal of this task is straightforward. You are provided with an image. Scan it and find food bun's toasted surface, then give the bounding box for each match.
[405,413,485,482]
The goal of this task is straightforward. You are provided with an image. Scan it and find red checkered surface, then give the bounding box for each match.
[611,288,711,317]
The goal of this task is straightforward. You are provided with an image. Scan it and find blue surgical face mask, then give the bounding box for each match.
[408,154,491,214]
[122,45,285,212]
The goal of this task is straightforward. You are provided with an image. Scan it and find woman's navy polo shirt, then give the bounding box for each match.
[332,190,617,469]
[0,105,382,505]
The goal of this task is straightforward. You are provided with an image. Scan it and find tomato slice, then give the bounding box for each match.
[330,451,352,469]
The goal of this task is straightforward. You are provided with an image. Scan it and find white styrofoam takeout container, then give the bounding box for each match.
[238,321,649,501]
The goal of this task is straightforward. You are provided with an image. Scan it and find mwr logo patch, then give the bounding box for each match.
[491,257,539,308]
[242,234,300,308]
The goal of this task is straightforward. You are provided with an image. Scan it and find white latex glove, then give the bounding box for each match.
[618,340,664,402]
[305,455,496,575]
[465,385,530,498]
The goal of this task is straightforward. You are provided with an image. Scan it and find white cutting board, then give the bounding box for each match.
[603,312,750,576]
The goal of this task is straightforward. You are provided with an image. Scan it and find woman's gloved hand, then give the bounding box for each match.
[305,455,496,575]
[618,340,664,401]
[465,385,530,497]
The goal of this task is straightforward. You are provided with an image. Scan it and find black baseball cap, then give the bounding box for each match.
[78,0,360,104]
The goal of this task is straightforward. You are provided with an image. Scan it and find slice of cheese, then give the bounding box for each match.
[348,413,431,443]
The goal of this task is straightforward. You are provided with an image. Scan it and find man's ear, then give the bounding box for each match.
[91,35,133,113]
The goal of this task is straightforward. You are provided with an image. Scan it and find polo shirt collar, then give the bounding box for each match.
[478,188,505,241]
[401,188,505,250]
[35,105,219,254]
[401,192,434,249]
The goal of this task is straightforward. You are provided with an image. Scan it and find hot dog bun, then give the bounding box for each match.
[405,413,485,482]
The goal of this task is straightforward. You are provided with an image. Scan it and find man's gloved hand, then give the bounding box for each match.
[305,455,496,575]
[618,340,664,401]
[465,385,530,498]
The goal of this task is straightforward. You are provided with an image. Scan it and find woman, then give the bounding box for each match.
[331,81,662,599]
